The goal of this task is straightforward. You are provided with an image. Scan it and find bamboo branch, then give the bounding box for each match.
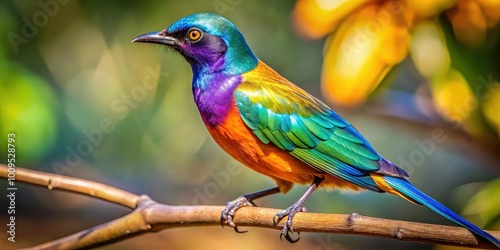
[1,164,499,249]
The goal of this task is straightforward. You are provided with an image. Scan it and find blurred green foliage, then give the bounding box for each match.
[0,1,498,250]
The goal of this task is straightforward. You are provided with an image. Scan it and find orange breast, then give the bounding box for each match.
[206,104,365,193]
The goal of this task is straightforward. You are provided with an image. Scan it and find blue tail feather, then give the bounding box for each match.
[384,176,500,248]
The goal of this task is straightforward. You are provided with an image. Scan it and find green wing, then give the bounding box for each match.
[234,80,407,191]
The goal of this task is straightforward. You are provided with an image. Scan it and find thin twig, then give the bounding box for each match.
[0,165,138,209]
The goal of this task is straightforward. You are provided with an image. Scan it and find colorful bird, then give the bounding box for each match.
[132,13,500,247]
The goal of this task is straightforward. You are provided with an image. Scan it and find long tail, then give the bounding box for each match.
[382,176,500,248]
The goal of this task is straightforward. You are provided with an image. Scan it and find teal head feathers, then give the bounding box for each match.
[132,13,258,76]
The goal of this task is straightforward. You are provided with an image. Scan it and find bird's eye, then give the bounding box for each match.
[188,29,202,41]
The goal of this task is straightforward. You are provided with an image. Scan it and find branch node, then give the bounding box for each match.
[137,195,155,208]
[47,179,53,190]
[394,228,404,239]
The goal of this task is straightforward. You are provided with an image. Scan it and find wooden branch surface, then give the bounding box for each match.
[0,164,498,249]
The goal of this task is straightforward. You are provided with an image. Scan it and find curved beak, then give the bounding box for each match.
[131,31,179,46]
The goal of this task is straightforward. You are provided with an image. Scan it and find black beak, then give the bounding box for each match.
[131,31,179,46]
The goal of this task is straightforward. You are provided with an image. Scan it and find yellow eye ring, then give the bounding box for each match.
[188,29,202,41]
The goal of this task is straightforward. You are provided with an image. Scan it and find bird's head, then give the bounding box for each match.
[132,13,258,76]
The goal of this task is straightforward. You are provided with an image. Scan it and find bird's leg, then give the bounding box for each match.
[221,186,281,233]
[273,176,324,243]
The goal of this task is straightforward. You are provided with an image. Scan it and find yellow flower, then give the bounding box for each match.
[292,0,370,39]
[447,0,487,47]
[320,3,410,105]
[293,0,500,106]
[431,69,476,124]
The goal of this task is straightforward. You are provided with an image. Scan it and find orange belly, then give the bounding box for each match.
[206,104,365,193]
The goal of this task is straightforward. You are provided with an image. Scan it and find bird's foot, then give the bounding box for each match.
[220,196,257,233]
[273,203,308,243]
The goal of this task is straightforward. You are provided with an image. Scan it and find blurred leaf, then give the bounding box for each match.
[463,177,500,229]
[0,5,17,60]
[0,63,57,163]
[410,21,450,78]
